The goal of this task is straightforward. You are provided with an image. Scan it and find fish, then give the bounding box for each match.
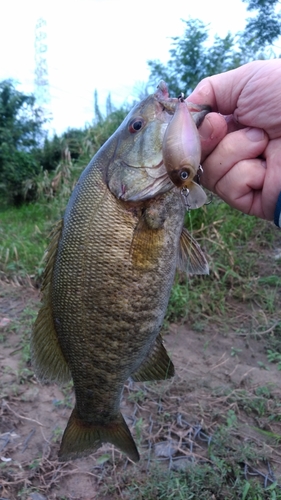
[163,94,210,209]
[31,81,210,463]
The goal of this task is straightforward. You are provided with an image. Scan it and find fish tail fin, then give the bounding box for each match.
[58,407,140,462]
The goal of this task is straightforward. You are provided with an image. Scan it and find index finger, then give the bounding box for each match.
[187,60,270,115]
[197,112,228,162]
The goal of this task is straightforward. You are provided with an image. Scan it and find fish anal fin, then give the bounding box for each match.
[31,219,71,383]
[131,334,174,382]
[58,408,140,463]
[178,227,209,275]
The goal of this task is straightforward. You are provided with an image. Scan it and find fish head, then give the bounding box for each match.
[105,82,210,206]
[106,85,176,203]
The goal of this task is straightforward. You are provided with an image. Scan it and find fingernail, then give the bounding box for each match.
[199,117,214,140]
[245,127,265,142]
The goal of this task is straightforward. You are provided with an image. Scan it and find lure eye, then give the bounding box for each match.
[180,170,190,180]
[129,117,144,133]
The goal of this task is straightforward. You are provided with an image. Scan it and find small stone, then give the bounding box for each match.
[29,493,47,500]
[154,439,178,458]
[0,318,11,328]
[20,387,39,402]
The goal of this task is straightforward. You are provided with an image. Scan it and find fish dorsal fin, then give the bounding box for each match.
[31,219,71,383]
[131,334,174,382]
[178,227,209,275]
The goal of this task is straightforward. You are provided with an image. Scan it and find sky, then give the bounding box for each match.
[0,0,249,134]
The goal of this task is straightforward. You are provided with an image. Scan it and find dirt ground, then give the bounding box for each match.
[1,282,281,499]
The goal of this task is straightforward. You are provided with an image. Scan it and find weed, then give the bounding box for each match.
[128,388,147,404]
[165,199,281,336]
[226,409,238,427]
[28,459,41,470]
[99,460,281,499]
[51,426,63,443]
[135,418,144,445]
[267,350,281,370]
[0,199,64,280]
[231,346,242,357]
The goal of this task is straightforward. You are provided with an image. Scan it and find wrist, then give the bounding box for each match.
[274,192,281,228]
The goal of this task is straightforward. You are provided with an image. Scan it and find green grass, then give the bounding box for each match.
[0,199,64,279]
[100,464,280,499]
[166,197,281,331]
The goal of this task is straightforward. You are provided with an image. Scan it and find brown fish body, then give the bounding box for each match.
[31,83,209,462]
[54,165,184,416]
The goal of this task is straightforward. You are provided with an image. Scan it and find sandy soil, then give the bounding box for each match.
[1,282,281,499]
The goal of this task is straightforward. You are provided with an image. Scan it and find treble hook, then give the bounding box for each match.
[194,165,212,205]
[194,164,204,185]
[181,187,191,210]
[205,193,213,206]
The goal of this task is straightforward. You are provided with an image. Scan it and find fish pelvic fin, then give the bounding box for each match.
[31,219,71,383]
[58,407,140,463]
[131,334,174,382]
[178,227,209,275]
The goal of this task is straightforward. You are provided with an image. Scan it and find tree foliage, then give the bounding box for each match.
[148,19,249,97]
[242,0,281,49]
[148,3,281,97]
[0,80,45,204]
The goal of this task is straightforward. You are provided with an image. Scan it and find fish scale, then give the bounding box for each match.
[31,82,210,462]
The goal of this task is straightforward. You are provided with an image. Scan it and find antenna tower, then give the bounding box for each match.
[34,18,50,112]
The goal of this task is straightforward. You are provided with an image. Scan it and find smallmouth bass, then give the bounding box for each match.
[31,81,209,462]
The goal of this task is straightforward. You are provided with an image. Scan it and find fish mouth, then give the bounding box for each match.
[117,160,173,203]
[123,171,173,202]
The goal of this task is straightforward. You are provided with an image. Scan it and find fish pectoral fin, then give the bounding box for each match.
[31,218,71,383]
[58,407,140,463]
[131,334,174,382]
[178,227,209,275]
[130,216,165,270]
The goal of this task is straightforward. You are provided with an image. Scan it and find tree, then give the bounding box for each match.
[147,12,279,98]
[147,19,251,97]
[242,0,281,50]
[0,80,45,204]
[93,89,103,124]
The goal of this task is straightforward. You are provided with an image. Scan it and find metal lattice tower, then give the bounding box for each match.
[34,18,50,109]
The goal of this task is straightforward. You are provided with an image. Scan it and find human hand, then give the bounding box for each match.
[187,60,281,221]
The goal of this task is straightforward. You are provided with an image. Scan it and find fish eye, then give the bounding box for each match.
[129,118,144,133]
